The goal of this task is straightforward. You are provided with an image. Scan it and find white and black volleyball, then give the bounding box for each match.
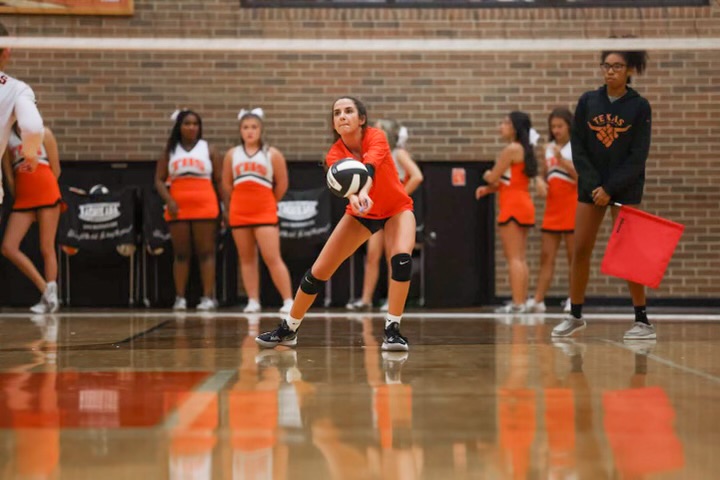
[326,158,369,198]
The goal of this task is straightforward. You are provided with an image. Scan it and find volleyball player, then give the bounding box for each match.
[256,97,415,351]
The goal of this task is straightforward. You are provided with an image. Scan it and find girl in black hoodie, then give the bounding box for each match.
[552,49,655,341]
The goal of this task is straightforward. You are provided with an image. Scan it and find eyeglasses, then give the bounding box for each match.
[600,63,627,72]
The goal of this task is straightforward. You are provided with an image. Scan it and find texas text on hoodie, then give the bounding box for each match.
[571,85,652,205]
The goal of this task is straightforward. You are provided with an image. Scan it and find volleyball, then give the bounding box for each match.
[326,159,369,198]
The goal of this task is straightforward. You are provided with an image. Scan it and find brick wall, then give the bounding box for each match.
[2,1,719,300]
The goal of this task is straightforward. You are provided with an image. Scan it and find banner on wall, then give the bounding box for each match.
[58,187,137,254]
[141,187,171,255]
[0,0,134,16]
[277,187,331,252]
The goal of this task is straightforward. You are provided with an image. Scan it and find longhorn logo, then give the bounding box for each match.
[588,122,632,148]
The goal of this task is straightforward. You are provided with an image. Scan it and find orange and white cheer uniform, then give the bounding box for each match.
[541,141,577,233]
[497,162,535,227]
[165,139,219,222]
[7,130,62,211]
[229,146,279,228]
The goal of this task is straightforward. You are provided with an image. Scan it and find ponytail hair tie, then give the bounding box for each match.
[529,128,540,147]
[397,126,409,148]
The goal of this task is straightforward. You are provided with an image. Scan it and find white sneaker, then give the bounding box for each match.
[525,298,546,313]
[552,316,587,337]
[196,296,217,311]
[562,297,572,313]
[279,299,293,314]
[243,299,261,313]
[346,299,372,311]
[380,300,389,312]
[623,322,656,340]
[173,297,187,311]
[494,303,527,314]
[45,281,59,313]
[30,282,60,314]
[30,298,48,314]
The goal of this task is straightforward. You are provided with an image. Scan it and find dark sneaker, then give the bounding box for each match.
[255,321,298,348]
[382,322,409,352]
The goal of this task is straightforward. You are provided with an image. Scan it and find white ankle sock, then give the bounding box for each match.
[285,315,303,332]
[385,313,402,329]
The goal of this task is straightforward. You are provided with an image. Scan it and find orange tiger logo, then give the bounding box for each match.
[588,114,632,148]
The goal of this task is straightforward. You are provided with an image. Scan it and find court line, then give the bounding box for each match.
[112,319,172,346]
[1,311,720,321]
[602,339,720,386]
[2,37,720,52]
[161,369,236,431]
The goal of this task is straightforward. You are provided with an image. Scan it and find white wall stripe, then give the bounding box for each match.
[1,37,719,52]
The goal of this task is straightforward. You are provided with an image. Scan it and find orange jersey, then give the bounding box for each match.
[326,127,413,220]
[498,162,535,227]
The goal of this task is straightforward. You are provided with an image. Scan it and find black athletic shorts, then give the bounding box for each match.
[351,215,389,234]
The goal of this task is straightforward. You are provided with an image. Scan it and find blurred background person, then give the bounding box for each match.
[155,109,222,311]
[526,107,577,313]
[347,119,423,312]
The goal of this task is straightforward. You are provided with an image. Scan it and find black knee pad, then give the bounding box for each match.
[300,269,326,295]
[391,253,413,282]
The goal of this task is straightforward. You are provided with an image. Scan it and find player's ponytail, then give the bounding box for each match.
[509,111,538,178]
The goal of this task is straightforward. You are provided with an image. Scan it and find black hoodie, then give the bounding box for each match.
[571,85,652,204]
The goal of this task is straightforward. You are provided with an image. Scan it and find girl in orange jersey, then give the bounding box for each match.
[155,109,221,311]
[526,108,577,313]
[347,119,423,312]
[476,112,538,314]
[1,123,62,313]
[257,97,415,351]
[222,108,294,314]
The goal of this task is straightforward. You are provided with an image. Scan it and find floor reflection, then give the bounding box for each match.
[0,313,709,479]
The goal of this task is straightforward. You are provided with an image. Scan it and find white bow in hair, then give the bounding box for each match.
[170,108,190,122]
[397,126,409,148]
[529,128,541,147]
[238,107,265,120]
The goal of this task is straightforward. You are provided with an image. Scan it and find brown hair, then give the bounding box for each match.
[330,96,368,142]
